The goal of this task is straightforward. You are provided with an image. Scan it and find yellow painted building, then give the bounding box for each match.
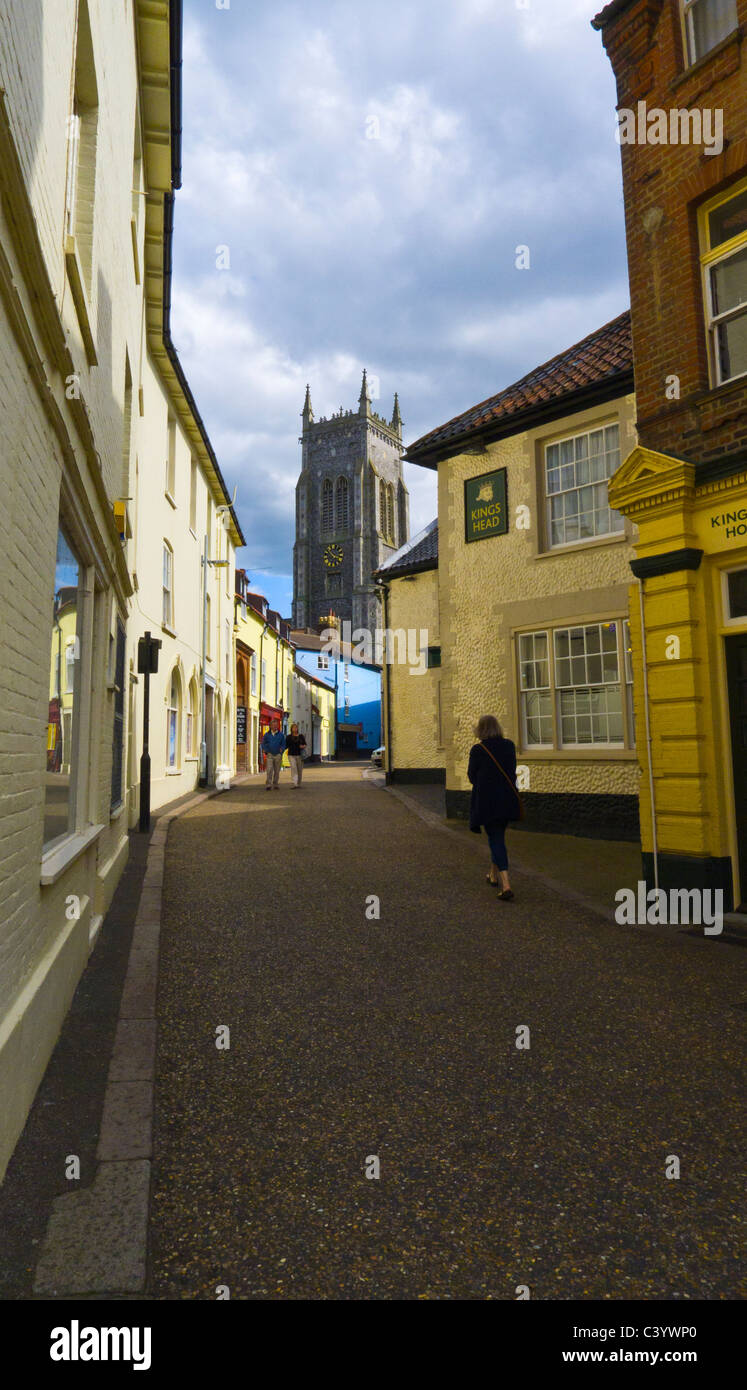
[234,572,336,770]
[609,452,747,909]
[400,314,642,840]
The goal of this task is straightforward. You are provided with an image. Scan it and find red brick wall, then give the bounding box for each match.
[596,0,747,463]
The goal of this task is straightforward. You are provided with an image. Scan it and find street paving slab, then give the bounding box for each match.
[148,765,746,1300]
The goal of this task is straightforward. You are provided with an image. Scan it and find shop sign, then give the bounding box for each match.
[465,468,508,543]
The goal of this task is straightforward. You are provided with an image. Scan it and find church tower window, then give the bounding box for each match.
[386,484,395,544]
[379,479,387,536]
[322,478,333,534]
[335,476,349,531]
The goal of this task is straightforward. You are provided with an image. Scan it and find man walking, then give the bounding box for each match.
[262,718,285,790]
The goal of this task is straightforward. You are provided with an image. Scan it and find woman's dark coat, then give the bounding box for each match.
[468,735,520,832]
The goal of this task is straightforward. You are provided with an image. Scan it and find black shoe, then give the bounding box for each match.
[498,889,514,901]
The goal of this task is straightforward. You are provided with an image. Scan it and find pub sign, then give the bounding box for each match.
[464,467,508,543]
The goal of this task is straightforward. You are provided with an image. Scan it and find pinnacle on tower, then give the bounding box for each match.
[358,368,371,417]
[391,392,402,435]
[301,384,314,429]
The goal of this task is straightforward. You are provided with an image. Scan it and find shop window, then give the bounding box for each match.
[426,647,441,669]
[111,618,126,810]
[726,567,747,621]
[45,527,81,847]
[167,671,181,769]
[545,424,623,548]
[682,0,738,66]
[186,680,197,756]
[700,180,747,387]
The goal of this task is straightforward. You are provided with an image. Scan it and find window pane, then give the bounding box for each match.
[711,245,747,317]
[715,308,747,383]
[727,569,747,619]
[709,187,747,251]
[46,527,80,847]
[690,0,738,62]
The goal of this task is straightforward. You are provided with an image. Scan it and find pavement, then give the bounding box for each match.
[1,763,745,1300]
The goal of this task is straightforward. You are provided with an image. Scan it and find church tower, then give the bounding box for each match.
[292,373,409,636]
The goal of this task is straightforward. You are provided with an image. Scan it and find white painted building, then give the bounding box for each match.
[0,0,242,1179]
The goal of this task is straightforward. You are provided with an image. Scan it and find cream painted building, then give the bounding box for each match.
[375,520,443,780]
[398,313,642,840]
[0,0,242,1180]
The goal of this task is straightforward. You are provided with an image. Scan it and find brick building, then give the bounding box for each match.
[593,0,747,906]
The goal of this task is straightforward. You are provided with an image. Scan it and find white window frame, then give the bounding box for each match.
[545,424,624,550]
[699,178,747,389]
[722,564,747,627]
[318,653,329,671]
[261,659,266,699]
[162,542,173,627]
[554,622,625,749]
[517,620,635,752]
[681,0,738,66]
[65,642,77,695]
[250,651,258,696]
[167,671,180,770]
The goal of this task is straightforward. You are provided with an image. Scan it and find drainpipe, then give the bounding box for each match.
[638,578,659,892]
[375,578,392,782]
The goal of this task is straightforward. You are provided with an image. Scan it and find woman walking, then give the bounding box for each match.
[468,714,521,902]
[285,723,307,788]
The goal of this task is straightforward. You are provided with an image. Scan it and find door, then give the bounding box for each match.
[725,632,747,910]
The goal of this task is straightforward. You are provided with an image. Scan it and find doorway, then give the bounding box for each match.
[725,631,747,911]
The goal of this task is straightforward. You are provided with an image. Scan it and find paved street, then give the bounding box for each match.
[149,765,744,1300]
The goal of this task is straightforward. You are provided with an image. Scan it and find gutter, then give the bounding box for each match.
[406,371,635,471]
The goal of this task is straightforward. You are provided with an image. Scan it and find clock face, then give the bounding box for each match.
[323,544,344,568]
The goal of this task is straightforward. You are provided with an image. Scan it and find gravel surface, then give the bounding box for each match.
[149,766,745,1300]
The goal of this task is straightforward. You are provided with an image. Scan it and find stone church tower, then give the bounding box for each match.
[292,372,409,635]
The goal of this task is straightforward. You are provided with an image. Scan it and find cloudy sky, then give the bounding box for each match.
[172,0,629,615]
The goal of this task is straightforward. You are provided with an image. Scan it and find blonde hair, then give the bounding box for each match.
[475,714,503,740]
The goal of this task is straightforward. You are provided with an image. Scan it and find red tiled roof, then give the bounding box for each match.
[407,311,632,465]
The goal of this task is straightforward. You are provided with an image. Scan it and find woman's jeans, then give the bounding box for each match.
[485,819,509,871]
[289,755,303,786]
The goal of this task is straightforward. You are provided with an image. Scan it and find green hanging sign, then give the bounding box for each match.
[464,468,508,543]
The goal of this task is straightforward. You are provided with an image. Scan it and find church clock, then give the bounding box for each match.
[323,544,344,568]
